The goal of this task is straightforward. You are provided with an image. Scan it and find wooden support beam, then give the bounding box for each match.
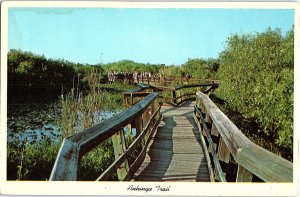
[209,143,217,154]
[135,114,144,155]
[123,95,128,108]
[135,115,143,138]
[179,89,182,103]
[127,124,132,136]
[236,165,253,182]
[214,169,226,182]
[130,93,133,106]
[172,90,177,104]
[111,130,129,180]
[205,113,212,125]
[218,137,230,163]
[211,123,219,137]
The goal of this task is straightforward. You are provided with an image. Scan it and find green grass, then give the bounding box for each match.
[7,82,136,181]
[7,141,60,180]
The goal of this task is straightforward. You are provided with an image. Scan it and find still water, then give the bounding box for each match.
[7,109,119,146]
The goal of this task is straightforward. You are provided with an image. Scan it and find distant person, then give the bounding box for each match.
[133,71,138,84]
[186,73,191,81]
[108,70,113,84]
[159,73,164,85]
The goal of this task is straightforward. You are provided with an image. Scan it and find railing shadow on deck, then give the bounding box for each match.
[133,116,176,181]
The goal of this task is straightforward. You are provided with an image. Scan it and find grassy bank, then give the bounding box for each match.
[7,82,134,181]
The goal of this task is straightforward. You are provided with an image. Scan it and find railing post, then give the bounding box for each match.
[127,123,132,135]
[150,101,154,123]
[123,94,128,108]
[217,137,230,163]
[199,103,207,137]
[172,90,176,105]
[179,89,182,103]
[143,107,151,141]
[236,165,253,182]
[196,95,200,107]
[207,122,217,154]
[111,129,129,180]
[135,114,145,148]
[130,93,133,106]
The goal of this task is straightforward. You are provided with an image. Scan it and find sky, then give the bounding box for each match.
[8,8,294,65]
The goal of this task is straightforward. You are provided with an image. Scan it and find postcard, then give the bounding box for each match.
[0,1,299,196]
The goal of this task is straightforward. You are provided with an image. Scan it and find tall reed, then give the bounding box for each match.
[59,67,104,138]
[58,68,117,180]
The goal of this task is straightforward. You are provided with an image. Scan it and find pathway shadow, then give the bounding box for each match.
[134,116,176,181]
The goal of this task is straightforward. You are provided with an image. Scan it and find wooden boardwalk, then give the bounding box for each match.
[133,101,210,182]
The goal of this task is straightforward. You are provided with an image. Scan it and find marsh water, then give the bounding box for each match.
[7,103,119,146]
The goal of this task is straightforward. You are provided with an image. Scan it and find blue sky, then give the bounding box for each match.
[8,8,294,65]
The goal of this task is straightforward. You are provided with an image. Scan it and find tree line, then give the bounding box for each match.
[7,49,218,103]
[8,49,103,103]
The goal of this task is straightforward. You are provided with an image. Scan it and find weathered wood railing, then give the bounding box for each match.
[50,92,161,181]
[122,84,154,108]
[135,76,220,86]
[122,83,219,107]
[172,83,219,105]
[135,76,189,86]
[193,91,293,182]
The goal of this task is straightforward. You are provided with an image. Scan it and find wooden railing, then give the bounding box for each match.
[122,83,219,108]
[172,83,219,105]
[193,91,293,182]
[50,92,161,181]
[122,84,154,108]
[135,76,190,86]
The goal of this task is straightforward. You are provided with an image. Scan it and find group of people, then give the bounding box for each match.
[107,70,158,84]
[107,70,132,84]
[107,70,193,84]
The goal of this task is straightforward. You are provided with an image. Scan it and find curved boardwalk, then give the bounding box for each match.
[133,101,210,182]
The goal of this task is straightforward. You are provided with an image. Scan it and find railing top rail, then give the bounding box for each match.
[123,83,219,95]
[175,83,219,91]
[148,84,175,91]
[71,92,158,150]
[122,84,151,94]
[196,91,293,182]
[50,92,159,181]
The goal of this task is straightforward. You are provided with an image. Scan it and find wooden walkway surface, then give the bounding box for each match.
[133,101,210,182]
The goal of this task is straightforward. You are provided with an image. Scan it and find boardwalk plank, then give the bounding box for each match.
[133,101,210,182]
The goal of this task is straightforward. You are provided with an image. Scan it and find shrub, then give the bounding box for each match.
[181,58,219,80]
[216,28,294,154]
